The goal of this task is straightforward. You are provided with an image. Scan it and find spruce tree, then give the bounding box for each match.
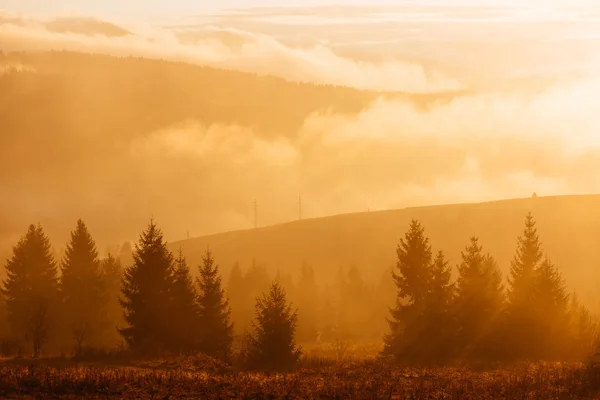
[171,250,200,354]
[505,213,543,357]
[247,281,301,371]
[196,250,233,360]
[2,224,60,357]
[532,257,569,359]
[60,219,105,353]
[119,220,175,356]
[425,251,456,360]
[454,238,504,359]
[100,253,124,347]
[384,220,433,359]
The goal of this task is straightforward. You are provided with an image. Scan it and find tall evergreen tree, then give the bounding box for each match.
[425,251,456,360]
[384,220,433,359]
[197,250,233,360]
[247,281,301,371]
[454,238,504,360]
[508,214,543,302]
[171,250,200,354]
[505,213,543,357]
[532,257,569,359]
[100,253,124,347]
[119,220,175,356]
[2,225,60,357]
[60,219,106,353]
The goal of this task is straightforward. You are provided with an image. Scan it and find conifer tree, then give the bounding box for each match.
[171,250,200,354]
[505,213,543,357]
[532,257,569,359]
[384,220,433,359]
[197,250,233,360]
[426,251,456,360]
[247,281,301,371]
[60,219,105,353]
[100,253,124,347]
[508,213,543,303]
[454,238,504,359]
[2,224,60,357]
[119,220,175,356]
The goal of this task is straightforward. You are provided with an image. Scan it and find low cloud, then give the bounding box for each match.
[106,74,600,240]
[1,9,599,252]
[0,15,461,93]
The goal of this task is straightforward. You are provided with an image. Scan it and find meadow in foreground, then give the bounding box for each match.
[1,356,600,399]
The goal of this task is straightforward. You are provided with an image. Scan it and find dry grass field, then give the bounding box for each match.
[1,346,600,399]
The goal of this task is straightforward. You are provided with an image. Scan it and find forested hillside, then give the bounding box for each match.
[173,195,600,312]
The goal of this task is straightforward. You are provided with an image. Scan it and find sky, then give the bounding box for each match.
[1,0,597,19]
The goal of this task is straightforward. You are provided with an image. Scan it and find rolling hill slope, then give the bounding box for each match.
[173,194,600,308]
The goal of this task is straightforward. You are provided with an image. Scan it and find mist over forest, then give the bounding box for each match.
[2,3,600,398]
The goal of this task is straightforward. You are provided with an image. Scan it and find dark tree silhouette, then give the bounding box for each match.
[384,220,433,359]
[170,250,199,354]
[532,257,569,359]
[246,281,301,371]
[454,238,504,360]
[196,250,233,360]
[60,219,106,353]
[2,225,59,357]
[505,213,543,358]
[119,220,175,356]
[425,251,456,360]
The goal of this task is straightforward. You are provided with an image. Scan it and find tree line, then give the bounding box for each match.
[0,213,597,369]
[383,214,597,363]
[1,220,300,370]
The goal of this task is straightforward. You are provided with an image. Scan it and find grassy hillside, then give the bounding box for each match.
[173,194,600,308]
